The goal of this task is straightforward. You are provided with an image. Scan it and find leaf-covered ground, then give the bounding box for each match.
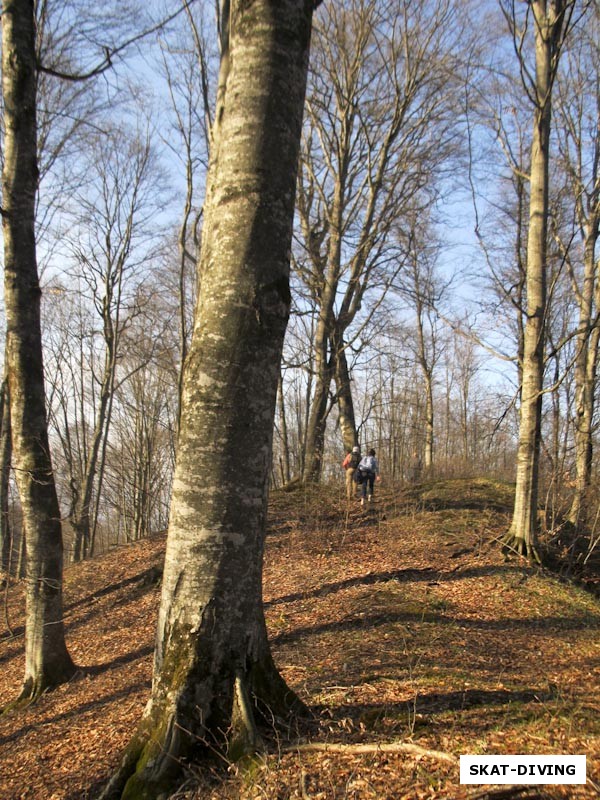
[0,478,599,799]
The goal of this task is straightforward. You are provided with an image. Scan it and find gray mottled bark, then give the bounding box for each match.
[101,2,314,797]
[1,0,75,699]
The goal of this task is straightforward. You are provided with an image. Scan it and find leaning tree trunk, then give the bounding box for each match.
[504,0,568,560]
[1,0,75,699]
[101,2,314,797]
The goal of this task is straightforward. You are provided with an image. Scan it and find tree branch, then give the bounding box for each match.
[37,1,198,82]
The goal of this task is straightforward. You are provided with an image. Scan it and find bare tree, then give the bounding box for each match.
[106,288,178,546]
[297,0,463,481]
[157,4,217,429]
[100,1,315,796]
[55,125,165,560]
[502,0,577,558]
[396,220,449,473]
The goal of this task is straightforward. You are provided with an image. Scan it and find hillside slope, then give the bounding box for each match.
[0,479,598,799]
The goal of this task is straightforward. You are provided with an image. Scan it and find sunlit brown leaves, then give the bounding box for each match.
[0,478,598,799]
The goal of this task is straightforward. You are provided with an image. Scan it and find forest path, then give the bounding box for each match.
[0,478,598,799]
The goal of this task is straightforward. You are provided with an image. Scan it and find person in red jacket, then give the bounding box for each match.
[342,445,361,499]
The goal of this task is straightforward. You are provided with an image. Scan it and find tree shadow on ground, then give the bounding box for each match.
[316,686,556,725]
[64,565,163,615]
[272,609,600,646]
[84,643,154,677]
[0,565,163,650]
[265,564,534,609]
[0,679,150,749]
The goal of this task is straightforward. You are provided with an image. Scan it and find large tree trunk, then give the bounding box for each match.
[504,0,569,559]
[1,0,75,699]
[101,2,314,797]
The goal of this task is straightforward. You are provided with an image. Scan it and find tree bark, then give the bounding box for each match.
[1,0,75,699]
[101,2,314,796]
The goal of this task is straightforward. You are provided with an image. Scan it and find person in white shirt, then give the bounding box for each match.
[357,448,380,505]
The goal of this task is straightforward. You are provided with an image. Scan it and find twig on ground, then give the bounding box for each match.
[285,740,457,765]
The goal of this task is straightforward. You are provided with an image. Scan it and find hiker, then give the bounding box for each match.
[407,449,422,483]
[357,448,380,505]
[342,445,361,499]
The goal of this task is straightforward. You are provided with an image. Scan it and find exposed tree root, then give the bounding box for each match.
[2,660,78,715]
[100,660,311,800]
[286,740,458,765]
[501,532,542,565]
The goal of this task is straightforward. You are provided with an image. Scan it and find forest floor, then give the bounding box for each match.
[0,478,599,800]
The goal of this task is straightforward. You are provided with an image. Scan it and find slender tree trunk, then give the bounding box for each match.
[423,370,434,472]
[301,142,345,483]
[72,262,122,560]
[176,157,196,435]
[515,174,527,392]
[71,356,114,561]
[333,335,358,453]
[504,0,568,559]
[1,0,75,699]
[414,292,435,473]
[0,377,12,579]
[277,373,291,484]
[303,348,332,482]
[569,226,600,524]
[101,2,314,796]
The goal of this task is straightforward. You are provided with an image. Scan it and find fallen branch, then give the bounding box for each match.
[284,740,457,765]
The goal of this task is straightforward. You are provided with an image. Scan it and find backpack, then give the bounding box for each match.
[349,451,361,469]
[358,455,375,474]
